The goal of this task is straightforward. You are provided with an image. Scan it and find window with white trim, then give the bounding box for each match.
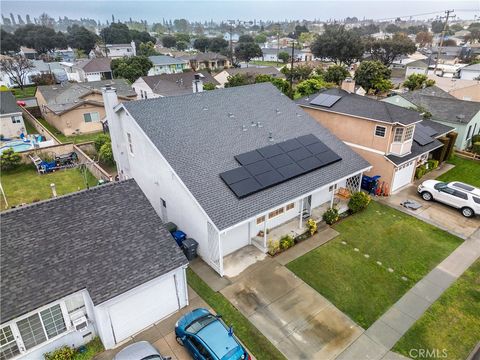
[0,326,20,360]
[83,112,100,123]
[268,207,284,219]
[404,126,414,141]
[374,125,386,137]
[256,215,265,225]
[393,127,404,142]
[127,132,133,154]
[286,203,294,211]
[11,115,22,124]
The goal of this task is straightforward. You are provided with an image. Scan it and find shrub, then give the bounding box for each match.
[427,159,439,170]
[415,164,427,179]
[306,218,317,236]
[267,239,280,256]
[473,141,480,155]
[0,148,21,171]
[472,134,480,144]
[279,235,294,250]
[99,142,114,165]
[94,134,110,152]
[203,82,216,91]
[44,346,75,360]
[322,207,339,225]
[348,191,371,213]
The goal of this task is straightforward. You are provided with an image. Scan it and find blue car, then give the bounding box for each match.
[175,308,249,360]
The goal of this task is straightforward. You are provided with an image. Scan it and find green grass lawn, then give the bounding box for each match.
[437,155,480,188]
[10,86,37,99]
[393,260,480,360]
[0,164,97,209]
[249,60,285,68]
[287,201,462,328]
[36,117,103,144]
[23,118,38,135]
[187,269,286,360]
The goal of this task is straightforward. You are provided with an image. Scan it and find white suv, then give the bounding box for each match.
[417,180,480,218]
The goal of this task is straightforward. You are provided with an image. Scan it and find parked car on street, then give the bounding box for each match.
[175,308,250,360]
[114,341,170,360]
[417,180,480,217]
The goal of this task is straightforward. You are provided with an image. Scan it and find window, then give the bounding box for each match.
[65,293,85,315]
[268,207,284,219]
[466,125,472,139]
[375,125,386,137]
[0,326,20,360]
[452,190,468,200]
[188,336,213,360]
[404,126,414,141]
[11,115,22,124]
[473,197,480,205]
[394,127,404,142]
[83,112,100,123]
[286,203,294,211]
[127,132,133,154]
[256,215,265,225]
[16,304,66,351]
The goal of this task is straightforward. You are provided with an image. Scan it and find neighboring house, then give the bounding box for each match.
[0,91,26,138]
[103,83,371,276]
[36,79,136,135]
[458,63,480,80]
[214,66,284,87]
[51,48,76,62]
[179,52,230,71]
[132,71,219,98]
[0,180,188,359]
[427,75,480,102]
[19,47,37,60]
[147,55,190,75]
[405,59,429,77]
[69,58,113,82]
[384,86,480,150]
[0,60,67,88]
[297,84,454,193]
[253,48,312,62]
[89,41,136,59]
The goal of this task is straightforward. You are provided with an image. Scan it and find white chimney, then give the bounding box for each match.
[340,77,355,94]
[102,86,119,124]
[192,73,204,93]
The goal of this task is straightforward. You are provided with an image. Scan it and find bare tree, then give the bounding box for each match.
[0,56,34,90]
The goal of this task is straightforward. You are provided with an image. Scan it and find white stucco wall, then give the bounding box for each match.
[132,78,162,100]
[221,222,250,256]
[459,69,480,80]
[1,113,26,138]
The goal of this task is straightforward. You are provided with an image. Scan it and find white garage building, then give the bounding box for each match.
[0,180,188,359]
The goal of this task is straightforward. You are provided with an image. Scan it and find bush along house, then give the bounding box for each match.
[103,83,371,276]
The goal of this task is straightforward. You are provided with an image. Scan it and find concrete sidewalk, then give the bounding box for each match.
[337,228,480,360]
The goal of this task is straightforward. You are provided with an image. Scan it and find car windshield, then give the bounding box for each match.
[434,182,448,190]
[186,314,217,334]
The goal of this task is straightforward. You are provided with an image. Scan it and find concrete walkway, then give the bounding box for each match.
[337,228,480,360]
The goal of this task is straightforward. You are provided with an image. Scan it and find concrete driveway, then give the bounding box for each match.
[221,259,362,360]
[379,184,479,240]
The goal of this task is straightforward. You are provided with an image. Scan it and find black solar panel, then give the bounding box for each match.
[309,94,342,108]
[416,123,437,137]
[219,134,343,198]
[413,129,434,146]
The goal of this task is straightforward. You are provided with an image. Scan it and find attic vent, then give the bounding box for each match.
[242,125,247,131]
[202,107,208,111]
[456,114,465,120]
[257,121,263,128]
[228,112,234,118]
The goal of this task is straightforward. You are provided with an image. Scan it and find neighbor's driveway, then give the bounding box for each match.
[378,184,479,240]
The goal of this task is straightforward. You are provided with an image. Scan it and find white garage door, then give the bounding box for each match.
[108,275,180,343]
[392,161,415,192]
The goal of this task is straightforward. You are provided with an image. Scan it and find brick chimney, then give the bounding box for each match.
[340,77,355,93]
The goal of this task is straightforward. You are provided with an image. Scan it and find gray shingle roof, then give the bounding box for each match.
[180,52,228,62]
[149,55,188,66]
[141,71,219,97]
[122,83,370,230]
[0,180,187,323]
[76,57,112,73]
[0,91,21,115]
[296,88,423,125]
[461,63,480,71]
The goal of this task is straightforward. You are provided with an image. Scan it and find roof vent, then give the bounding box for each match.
[456,114,465,120]
[250,121,256,127]
[275,108,281,114]
[257,121,263,128]
[202,107,208,111]
[268,132,274,141]
[242,125,247,131]
[228,112,234,118]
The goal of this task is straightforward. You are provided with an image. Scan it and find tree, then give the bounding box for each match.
[254,74,290,95]
[296,78,333,96]
[356,24,379,36]
[193,37,210,52]
[175,33,190,43]
[203,82,216,90]
[281,64,314,82]
[31,73,55,86]
[130,30,156,48]
[234,42,262,64]
[208,37,228,53]
[254,34,267,44]
[100,22,131,44]
[415,31,433,47]
[111,56,153,83]
[0,148,21,171]
[138,41,159,56]
[354,60,392,93]
[176,41,188,51]
[449,24,464,32]
[365,33,416,66]
[225,73,253,87]
[289,24,309,39]
[403,73,435,91]
[14,24,66,54]
[161,35,176,48]
[66,25,98,53]
[431,20,445,34]
[278,51,290,63]
[385,24,403,34]
[173,19,189,33]
[0,29,19,54]
[0,56,34,89]
[323,65,350,85]
[311,24,364,65]
[99,141,114,165]
[238,34,255,43]
[298,32,317,46]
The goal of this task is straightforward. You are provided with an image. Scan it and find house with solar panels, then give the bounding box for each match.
[297,86,456,194]
[102,83,371,276]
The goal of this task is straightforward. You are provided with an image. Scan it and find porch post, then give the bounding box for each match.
[330,184,335,208]
[357,173,362,191]
[218,231,224,276]
[299,198,304,228]
[263,216,268,250]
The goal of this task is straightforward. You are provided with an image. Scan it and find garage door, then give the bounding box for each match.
[392,161,415,192]
[108,275,180,343]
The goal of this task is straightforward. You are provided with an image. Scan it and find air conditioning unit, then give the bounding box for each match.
[72,316,88,332]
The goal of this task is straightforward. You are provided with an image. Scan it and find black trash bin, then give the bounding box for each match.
[182,238,198,260]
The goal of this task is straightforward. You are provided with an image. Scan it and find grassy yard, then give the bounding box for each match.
[23,118,38,135]
[0,164,97,209]
[36,117,103,144]
[10,86,37,99]
[249,60,285,68]
[437,155,480,188]
[187,269,286,360]
[287,201,462,328]
[393,260,480,360]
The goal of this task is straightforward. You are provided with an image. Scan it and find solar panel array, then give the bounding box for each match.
[220,134,342,198]
[413,123,436,146]
[309,94,342,108]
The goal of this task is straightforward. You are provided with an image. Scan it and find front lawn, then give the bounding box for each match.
[36,117,103,144]
[287,201,462,328]
[11,86,37,99]
[437,155,480,188]
[249,60,285,68]
[0,164,97,209]
[393,260,480,360]
[187,269,286,360]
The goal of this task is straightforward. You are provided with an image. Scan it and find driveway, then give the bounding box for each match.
[379,184,479,240]
[220,257,363,360]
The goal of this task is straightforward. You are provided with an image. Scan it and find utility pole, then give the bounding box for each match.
[227,20,235,66]
[289,37,295,99]
[276,23,280,67]
[434,10,455,74]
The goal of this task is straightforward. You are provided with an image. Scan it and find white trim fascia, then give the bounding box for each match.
[384,142,444,167]
[343,141,386,155]
[0,111,23,118]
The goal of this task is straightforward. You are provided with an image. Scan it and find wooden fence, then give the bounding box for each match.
[455,149,480,161]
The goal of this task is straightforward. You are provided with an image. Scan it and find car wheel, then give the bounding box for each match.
[176,336,184,346]
[461,207,474,218]
[421,192,433,201]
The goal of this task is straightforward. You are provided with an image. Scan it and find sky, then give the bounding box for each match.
[1,1,479,23]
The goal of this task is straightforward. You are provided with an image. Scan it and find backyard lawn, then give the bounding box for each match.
[0,164,97,209]
[36,117,103,144]
[437,155,480,188]
[249,60,285,68]
[393,260,480,360]
[10,86,37,99]
[287,201,462,328]
[187,269,286,360]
